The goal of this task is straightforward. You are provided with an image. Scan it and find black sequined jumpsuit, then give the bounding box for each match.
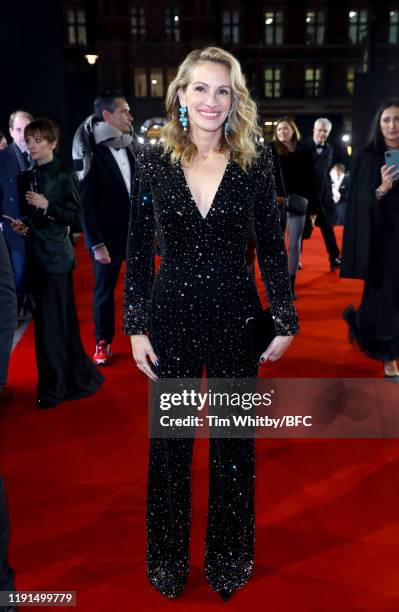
[123,144,298,599]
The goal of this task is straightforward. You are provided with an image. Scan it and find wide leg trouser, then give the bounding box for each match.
[146,317,257,597]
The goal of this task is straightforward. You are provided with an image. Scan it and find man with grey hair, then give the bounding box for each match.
[303,117,341,271]
[0,110,33,310]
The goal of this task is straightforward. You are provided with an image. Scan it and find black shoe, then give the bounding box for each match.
[330,257,341,271]
[36,398,60,409]
[218,588,235,601]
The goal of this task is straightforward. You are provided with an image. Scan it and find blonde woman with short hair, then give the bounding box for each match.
[124,47,298,600]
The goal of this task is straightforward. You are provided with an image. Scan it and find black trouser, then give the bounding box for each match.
[0,232,17,386]
[317,209,340,262]
[90,250,125,344]
[147,313,257,596]
[32,271,104,403]
[0,477,15,595]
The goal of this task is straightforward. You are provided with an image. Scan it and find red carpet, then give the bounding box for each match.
[2,227,399,611]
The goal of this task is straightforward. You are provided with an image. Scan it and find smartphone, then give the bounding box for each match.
[384,149,399,180]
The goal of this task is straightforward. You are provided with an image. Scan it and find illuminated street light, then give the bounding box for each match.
[349,11,357,19]
[342,134,351,143]
[84,54,98,65]
[174,15,179,22]
[265,18,273,25]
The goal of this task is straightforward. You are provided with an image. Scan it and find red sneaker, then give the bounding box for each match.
[93,340,112,365]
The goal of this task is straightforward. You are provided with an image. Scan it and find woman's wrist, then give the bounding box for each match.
[376,185,387,199]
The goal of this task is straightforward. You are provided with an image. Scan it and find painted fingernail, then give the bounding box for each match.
[260,357,265,363]
[154,360,159,366]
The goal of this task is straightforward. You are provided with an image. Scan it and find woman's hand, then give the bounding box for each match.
[130,334,159,381]
[260,335,294,363]
[11,220,29,236]
[26,190,49,211]
[378,164,399,195]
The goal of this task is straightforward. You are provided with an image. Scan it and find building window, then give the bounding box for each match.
[305,67,323,97]
[130,5,146,40]
[222,9,240,44]
[346,65,361,94]
[67,8,87,45]
[134,68,147,97]
[264,67,282,98]
[348,10,368,44]
[389,10,399,43]
[165,5,180,42]
[264,10,283,45]
[305,9,326,44]
[167,67,178,86]
[150,68,164,97]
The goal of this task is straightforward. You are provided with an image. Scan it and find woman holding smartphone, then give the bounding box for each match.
[12,118,104,407]
[341,98,399,378]
[123,47,298,600]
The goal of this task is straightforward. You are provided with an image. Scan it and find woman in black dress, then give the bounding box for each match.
[12,118,104,407]
[124,47,298,600]
[341,99,399,378]
[270,117,317,298]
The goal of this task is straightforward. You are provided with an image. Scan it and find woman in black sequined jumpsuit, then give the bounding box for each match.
[123,47,298,600]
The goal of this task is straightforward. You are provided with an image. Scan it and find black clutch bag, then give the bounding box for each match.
[246,308,276,360]
[286,193,308,216]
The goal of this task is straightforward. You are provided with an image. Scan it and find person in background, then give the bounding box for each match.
[73,90,136,366]
[0,131,7,150]
[0,231,16,609]
[0,229,17,396]
[0,110,33,312]
[303,118,341,271]
[271,117,316,299]
[12,118,104,408]
[341,98,399,379]
[330,163,349,226]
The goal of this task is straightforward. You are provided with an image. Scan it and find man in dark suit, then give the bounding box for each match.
[74,90,135,365]
[0,110,33,310]
[0,229,17,394]
[0,230,17,609]
[303,118,341,271]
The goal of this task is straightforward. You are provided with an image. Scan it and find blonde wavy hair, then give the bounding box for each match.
[162,47,262,171]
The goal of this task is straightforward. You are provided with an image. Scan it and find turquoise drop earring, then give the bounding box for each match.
[179,106,188,131]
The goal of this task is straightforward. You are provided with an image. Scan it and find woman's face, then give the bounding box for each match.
[276,121,294,144]
[178,61,232,135]
[26,133,56,165]
[380,106,399,148]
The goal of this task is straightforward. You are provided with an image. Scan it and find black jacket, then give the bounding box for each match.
[341,147,386,281]
[270,140,318,208]
[80,144,135,253]
[17,158,80,274]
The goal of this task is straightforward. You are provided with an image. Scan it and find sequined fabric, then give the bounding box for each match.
[123,144,298,599]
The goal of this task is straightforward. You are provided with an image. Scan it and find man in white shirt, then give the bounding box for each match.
[76,90,136,365]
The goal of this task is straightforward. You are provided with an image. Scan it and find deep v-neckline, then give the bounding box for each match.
[181,158,230,220]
